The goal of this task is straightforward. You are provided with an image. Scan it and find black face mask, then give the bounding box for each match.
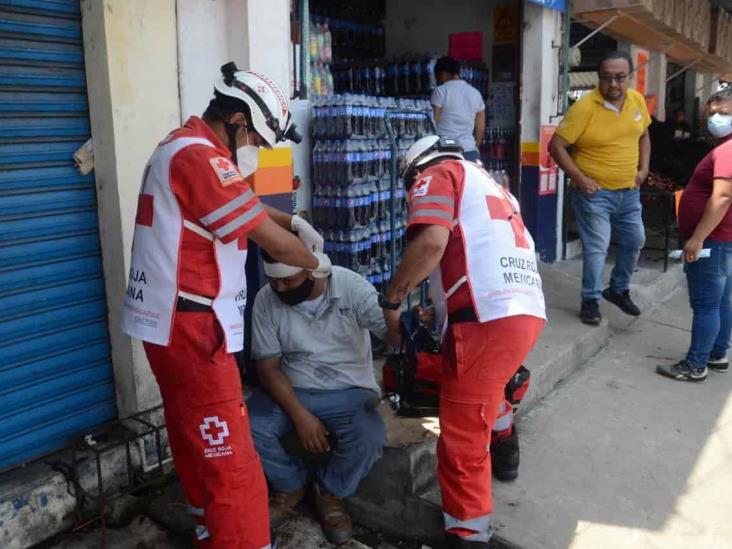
[273,277,315,306]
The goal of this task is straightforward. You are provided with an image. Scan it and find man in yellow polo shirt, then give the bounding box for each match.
[550,51,651,326]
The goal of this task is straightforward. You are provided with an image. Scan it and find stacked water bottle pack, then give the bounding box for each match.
[311,95,433,292]
[311,95,433,139]
[331,56,490,98]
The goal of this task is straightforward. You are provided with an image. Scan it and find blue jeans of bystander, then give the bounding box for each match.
[572,188,646,300]
[684,240,732,367]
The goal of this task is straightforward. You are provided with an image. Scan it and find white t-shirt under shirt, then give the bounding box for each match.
[431,80,485,153]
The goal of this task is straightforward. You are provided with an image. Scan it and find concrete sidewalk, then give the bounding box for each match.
[491,284,732,549]
[348,253,685,545]
[31,253,690,548]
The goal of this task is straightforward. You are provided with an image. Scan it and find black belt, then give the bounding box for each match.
[447,307,478,324]
[176,296,213,313]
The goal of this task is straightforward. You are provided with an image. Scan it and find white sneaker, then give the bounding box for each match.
[708,356,728,373]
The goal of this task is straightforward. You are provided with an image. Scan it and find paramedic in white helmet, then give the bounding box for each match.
[121,62,329,549]
[380,136,545,548]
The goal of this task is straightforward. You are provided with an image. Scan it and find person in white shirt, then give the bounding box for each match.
[431,57,486,162]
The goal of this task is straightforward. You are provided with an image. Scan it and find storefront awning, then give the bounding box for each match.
[569,71,598,90]
[574,1,732,79]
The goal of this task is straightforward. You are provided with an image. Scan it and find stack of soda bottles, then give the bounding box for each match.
[331,56,489,98]
[311,95,433,292]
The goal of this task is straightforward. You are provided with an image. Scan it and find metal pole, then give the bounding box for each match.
[384,110,398,277]
[560,0,572,114]
[665,57,702,83]
[696,76,721,94]
[570,14,621,50]
[299,0,309,99]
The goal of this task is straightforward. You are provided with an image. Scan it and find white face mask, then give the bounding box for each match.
[707,113,732,139]
[236,129,260,177]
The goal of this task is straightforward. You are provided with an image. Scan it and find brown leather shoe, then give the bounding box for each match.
[268,487,305,529]
[314,485,352,544]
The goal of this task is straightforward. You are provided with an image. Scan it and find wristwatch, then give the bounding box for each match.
[378,294,401,310]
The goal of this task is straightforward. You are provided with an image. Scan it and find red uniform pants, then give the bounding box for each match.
[144,312,270,549]
[437,315,544,542]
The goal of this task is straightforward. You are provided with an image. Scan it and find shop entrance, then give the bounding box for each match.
[290,0,522,289]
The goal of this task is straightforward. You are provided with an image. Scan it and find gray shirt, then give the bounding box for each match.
[431,80,485,153]
[251,266,387,392]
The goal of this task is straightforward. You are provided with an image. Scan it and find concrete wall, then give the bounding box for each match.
[519,2,563,262]
[81,0,182,415]
[647,52,668,121]
[385,0,509,70]
[82,0,293,416]
[177,0,249,119]
[244,0,291,92]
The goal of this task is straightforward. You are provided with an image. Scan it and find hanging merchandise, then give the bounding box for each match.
[311,95,433,291]
[309,17,335,97]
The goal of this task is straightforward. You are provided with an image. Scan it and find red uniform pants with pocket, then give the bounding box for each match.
[437,315,544,541]
[144,311,270,549]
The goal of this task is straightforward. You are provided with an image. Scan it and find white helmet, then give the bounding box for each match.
[402,135,463,187]
[215,62,301,147]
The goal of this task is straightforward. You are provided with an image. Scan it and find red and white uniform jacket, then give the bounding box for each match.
[121,117,267,353]
[407,159,546,330]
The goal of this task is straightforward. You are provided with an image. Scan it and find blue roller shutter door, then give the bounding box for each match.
[0,0,117,470]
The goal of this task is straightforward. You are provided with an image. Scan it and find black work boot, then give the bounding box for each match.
[491,428,519,482]
[602,288,641,316]
[446,532,490,548]
[580,298,602,326]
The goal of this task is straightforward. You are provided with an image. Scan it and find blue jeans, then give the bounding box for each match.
[248,387,386,498]
[572,188,646,300]
[684,240,732,367]
[463,149,480,162]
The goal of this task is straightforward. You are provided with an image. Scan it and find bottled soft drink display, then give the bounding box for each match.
[311,94,431,285]
[331,55,488,98]
[480,127,516,188]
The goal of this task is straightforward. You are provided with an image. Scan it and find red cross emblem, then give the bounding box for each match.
[216,158,231,170]
[199,416,230,446]
[486,194,529,249]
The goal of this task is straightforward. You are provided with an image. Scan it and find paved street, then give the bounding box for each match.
[493,284,732,549]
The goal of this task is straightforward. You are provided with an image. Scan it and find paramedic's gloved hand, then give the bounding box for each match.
[309,251,332,279]
[293,409,330,454]
[291,215,323,252]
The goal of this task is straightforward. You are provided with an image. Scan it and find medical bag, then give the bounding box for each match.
[382,310,531,417]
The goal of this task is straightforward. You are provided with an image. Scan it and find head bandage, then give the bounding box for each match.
[262,259,304,279]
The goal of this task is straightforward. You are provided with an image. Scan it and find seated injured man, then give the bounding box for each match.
[247,250,387,545]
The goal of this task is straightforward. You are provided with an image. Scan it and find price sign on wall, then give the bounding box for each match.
[494,6,517,43]
[539,125,559,196]
[449,32,483,62]
[489,82,516,128]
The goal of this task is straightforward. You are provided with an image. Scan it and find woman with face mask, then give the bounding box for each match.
[657,89,732,383]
